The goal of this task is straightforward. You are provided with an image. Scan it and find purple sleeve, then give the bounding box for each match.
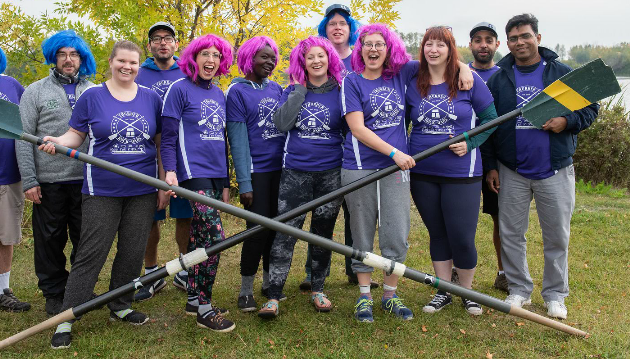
[14,79,25,102]
[162,84,184,120]
[226,87,247,123]
[470,72,494,113]
[152,92,163,134]
[401,60,420,84]
[160,116,179,171]
[68,91,90,133]
[341,75,362,115]
[277,85,293,107]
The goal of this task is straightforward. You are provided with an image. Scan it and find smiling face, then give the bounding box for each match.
[423,38,449,67]
[469,30,499,65]
[195,46,221,80]
[148,29,179,62]
[251,45,277,81]
[305,46,329,84]
[361,33,387,73]
[325,13,350,46]
[55,46,82,76]
[109,48,140,83]
[506,24,541,66]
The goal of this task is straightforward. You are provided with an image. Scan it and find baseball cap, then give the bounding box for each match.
[324,4,351,17]
[470,22,498,38]
[148,22,176,39]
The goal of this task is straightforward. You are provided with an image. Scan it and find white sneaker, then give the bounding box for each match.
[544,300,567,319]
[504,294,531,307]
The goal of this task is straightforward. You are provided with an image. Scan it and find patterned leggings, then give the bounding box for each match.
[187,189,225,305]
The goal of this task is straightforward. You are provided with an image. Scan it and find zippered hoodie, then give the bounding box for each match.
[16,68,93,191]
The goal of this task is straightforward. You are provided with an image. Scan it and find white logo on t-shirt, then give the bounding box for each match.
[515,85,541,129]
[257,97,283,140]
[416,93,457,135]
[369,87,403,129]
[198,99,225,141]
[109,111,150,154]
[296,102,331,140]
[151,80,172,98]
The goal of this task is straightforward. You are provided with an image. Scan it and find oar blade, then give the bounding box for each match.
[0,99,23,140]
[522,58,621,128]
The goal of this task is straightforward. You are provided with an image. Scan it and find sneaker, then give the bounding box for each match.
[50,332,72,349]
[451,268,460,285]
[133,278,167,302]
[504,294,531,307]
[185,303,229,316]
[261,287,287,301]
[45,295,64,316]
[172,273,188,291]
[493,273,509,293]
[544,300,567,319]
[109,310,149,325]
[238,295,257,312]
[423,291,452,313]
[462,298,483,316]
[299,278,312,291]
[354,295,374,323]
[0,288,31,312]
[382,294,413,320]
[197,310,235,332]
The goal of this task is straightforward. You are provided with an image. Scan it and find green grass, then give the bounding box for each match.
[2,192,629,358]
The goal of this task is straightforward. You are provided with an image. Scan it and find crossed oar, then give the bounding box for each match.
[370,89,405,118]
[0,59,620,349]
[257,102,278,127]
[107,117,150,141]
[296,107,331,131]
[417,97,458,123]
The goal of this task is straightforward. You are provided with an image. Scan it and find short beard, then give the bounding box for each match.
[154,53,174,63]
[472,49,495,64]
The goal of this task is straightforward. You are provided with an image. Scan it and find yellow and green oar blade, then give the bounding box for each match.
[0,98,23,140]
[523,58,621,128]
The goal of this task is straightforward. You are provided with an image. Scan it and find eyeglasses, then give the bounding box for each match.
[507,33,535,43]
[56,52,80,60]
[198,51,222,60]
[327,21,348,28]
[150,35,176,44]
[362,42,386,51]
[426,26,452,32]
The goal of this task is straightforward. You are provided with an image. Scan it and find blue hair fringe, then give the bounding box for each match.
[317,10,361,46]
[0,47,6,74]
[41,30,97,76]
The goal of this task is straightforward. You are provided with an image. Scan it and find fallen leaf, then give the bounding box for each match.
[460,329,466,334]
[486,351,494,359]
[516,322,525,326]
[74,352,78,357]
[164,323,168,327]
[584,263,588,268]
[422,325,428,332]
[491,323,497,328]
[432,333,439,339]
[269,340,275,345]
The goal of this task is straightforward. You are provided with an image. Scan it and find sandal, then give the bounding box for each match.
[257,301,279,319]
[311,293,332,313]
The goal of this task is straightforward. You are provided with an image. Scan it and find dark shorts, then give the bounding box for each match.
[153,195,194,221]
[481,172,499,216]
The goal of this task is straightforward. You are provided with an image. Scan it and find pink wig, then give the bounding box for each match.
[237,36,279,75]
[287,36,344,85]
[177,34,233,81]
[351,23,411,79]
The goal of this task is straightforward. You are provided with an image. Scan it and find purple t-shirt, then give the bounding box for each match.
[468,63,500,83]
[342,54,353,76]
[226,82,284,172]
[280,85,344,171]
[136,67,185,100]
[63,83,77,109]
[69,83,162,197]
[341,61,419,170]
[0,75,25,185]
[407,72,494,177]
[514,61,555,180]
[161,77,227,180]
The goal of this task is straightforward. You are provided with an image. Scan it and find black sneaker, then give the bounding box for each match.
[173,272,188,291]
[422,291,452,313]
[261,287,287,301]
[50,332,72,349]
[109,310,149,325]
[462,298,483,316]
[0,288,31,312]
[45,295,64,316]
[133,278,167,302]
[197,310,235,332]
[185,303,229,316]
[237,295,257,312]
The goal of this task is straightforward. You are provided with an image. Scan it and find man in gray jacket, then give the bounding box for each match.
[16,30,96,315]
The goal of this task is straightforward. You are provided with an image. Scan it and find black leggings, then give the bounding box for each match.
[239,171,281,276]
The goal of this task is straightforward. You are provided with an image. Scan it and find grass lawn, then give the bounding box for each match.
[1,190,629,358]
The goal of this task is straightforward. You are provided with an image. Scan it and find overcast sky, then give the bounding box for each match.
[8,0,630,56]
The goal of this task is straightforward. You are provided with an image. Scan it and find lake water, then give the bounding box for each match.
[616,77,630,110]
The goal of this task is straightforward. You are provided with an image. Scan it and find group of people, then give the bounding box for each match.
[0,3,598,350]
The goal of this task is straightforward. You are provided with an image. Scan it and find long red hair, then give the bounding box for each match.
[417,26,460,100]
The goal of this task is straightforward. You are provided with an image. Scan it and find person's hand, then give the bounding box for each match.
[392,151,415,170]
[448,135,468,157]
[38,136,59,155]
[222,188,230,203]
[165,171,179,197]
[486,170,500,194]
[25,186,42,204]
[458,65,474,90]
[239,191,253,208]
[157,189,170,210]
[542,117,567,133]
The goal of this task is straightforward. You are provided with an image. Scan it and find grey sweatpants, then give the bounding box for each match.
[498,162,575,302]
[341,168,411,273]
[61,193,156,312]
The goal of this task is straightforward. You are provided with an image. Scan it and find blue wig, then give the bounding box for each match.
[0,47,6,74]
[41,30,97,76]
[317,9,361,46]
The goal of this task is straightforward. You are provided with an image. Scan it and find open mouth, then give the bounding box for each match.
[203,65,215,75]
[312,65,323,70]
[119,69,132,76]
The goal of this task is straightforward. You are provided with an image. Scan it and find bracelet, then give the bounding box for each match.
[463,132,470,142]
[389,148,397,158]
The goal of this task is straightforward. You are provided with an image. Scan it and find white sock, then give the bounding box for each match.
[498,270,505,275]
[359,284,371,299]
[178,270,187,277]
[187,296,199,306]
[144,265,158,274]
[0,271,9,290]
[199,303,213,317]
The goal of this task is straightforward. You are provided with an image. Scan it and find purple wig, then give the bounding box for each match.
[287,36,344,85]
[236,36,279,75]
[351,24,411,80]
[177,34,233,81]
